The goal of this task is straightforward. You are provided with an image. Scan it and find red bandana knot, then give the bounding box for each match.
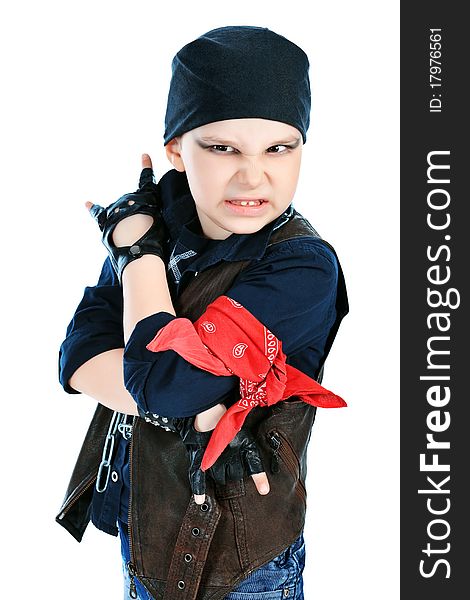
[239,378,268,408]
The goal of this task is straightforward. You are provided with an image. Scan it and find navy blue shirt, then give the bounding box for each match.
[58,169,340,536]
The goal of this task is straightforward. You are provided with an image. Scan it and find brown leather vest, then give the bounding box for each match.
[56,210,348,600]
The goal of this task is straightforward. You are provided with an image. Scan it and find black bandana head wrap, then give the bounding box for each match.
[163,25,311,146]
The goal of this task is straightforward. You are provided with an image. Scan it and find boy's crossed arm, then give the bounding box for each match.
[69,348,225,430]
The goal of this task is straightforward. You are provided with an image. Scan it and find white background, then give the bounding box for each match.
[1,1,399,597]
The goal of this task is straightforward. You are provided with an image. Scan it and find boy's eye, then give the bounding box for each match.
[211,145,236,153]
[209,144,291,154]
[266,145,290,154]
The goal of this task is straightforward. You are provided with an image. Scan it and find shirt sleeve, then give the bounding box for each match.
[122,237,339,418]
[58,257,125,394]
[227,239,339,381]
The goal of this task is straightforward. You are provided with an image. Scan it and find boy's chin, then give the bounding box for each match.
[223,216,275,235]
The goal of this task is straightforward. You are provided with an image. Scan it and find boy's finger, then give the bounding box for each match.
[251,472,270,495]
[87,202,107,229]
[139,152,156,190]
[142,153,153,169]
[190,463,207,503]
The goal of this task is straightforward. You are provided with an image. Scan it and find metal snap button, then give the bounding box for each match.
[191,527,200,536]
[177,580,185,590]
[111,471,119,483]
[200,502,209,512]
[184,553,192,563]
[129,245,141,256]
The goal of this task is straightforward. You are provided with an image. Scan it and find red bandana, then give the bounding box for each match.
[146,295,346,471]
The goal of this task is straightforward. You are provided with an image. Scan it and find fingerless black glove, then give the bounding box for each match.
[88,167,169,284]
[138,408,265,497]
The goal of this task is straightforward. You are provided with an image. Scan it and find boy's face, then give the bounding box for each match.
[165,118,303,240]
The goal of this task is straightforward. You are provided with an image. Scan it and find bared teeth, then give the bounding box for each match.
[229,199,263,206]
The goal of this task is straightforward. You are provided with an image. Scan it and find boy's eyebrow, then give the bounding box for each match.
[198,136,302,148]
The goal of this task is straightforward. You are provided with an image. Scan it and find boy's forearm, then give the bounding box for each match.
[69,348,139,415]
[121,254,176,344]
[68,348,226,424]
[121,254,226,427]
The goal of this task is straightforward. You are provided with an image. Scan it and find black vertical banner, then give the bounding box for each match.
[401,3,468,598]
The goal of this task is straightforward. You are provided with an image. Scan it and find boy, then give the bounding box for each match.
[57,26,348,600]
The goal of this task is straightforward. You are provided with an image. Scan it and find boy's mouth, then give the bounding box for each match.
[226,198,267,206]
[224,198,270,215]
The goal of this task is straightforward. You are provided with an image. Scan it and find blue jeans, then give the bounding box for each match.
[118,519,305,599]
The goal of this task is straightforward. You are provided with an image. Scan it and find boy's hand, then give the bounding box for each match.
[85,154,157,247]
[85,154,168,283]
[138,407,270,505]
[193,403,270,504]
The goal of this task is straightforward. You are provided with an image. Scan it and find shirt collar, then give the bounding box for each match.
[158,168,294,263]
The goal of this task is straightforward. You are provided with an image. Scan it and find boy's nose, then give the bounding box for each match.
[236,157,265,186]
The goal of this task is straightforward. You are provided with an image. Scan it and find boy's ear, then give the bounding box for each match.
[165,138,186,172]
